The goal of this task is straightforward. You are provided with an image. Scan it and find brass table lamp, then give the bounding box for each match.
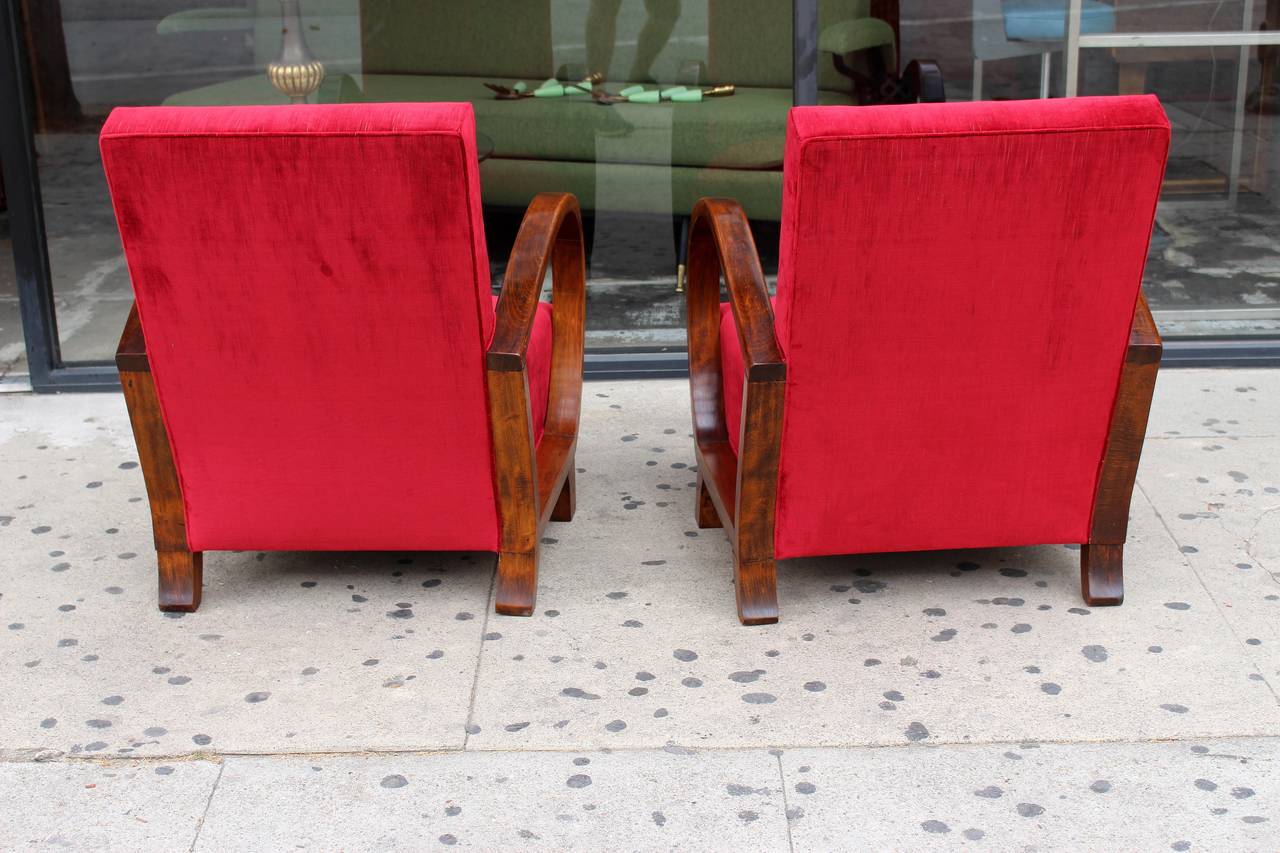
[267,0,325,104]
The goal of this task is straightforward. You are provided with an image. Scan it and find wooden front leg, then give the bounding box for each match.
[733,369,785,625]
[487,365,540,617]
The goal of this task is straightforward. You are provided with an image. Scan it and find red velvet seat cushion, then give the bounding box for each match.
[493,294,554,447]
[101,103,508,552]
[769,97,1169,560]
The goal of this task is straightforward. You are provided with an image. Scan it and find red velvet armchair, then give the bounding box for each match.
[689,96,1170,625]
[101,103,584,615]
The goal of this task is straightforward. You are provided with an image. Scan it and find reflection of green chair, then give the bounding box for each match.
[163,0,937,220]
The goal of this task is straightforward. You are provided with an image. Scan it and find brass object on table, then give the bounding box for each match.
[268,61,326,103]
[701,84,736,98]
[267,0,325,104]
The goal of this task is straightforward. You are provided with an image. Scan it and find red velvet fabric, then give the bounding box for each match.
[752,96,1169,560]
[100,103,544,552]
[493,294,554,447]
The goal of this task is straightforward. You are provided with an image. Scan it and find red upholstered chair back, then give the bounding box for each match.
[100,103,500,553]
[772,96,1170,560]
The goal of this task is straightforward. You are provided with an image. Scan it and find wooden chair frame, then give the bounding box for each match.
[117,192,586,615]
[685,198,787,626]
[486,193,586,616]
[684,198,1162,625]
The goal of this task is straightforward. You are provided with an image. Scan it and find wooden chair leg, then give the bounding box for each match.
[1082,294,1159,609]
[158,550,203,612]
[695,471,722,529]
[1080,544,1123,606]
[736,557,779,625]
[119,308,205,612]
[495,550,538,616]
[550,464,575,522]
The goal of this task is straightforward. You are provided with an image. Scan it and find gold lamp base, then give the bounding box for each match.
[267,60,326,104]
[268,0,325,104]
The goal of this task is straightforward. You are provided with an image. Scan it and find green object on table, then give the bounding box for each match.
[534,83,565,97]
[619,84,645,97]
[660,86,687,100]
[512,81,527,94]
[628,90,660,104]
[671,89,703,103]
[565,82,593,96]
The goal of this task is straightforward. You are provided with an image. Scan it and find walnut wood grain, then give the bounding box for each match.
[1082,293,1162,606]
[685,198,786,625]
[116,304,202,611]
[115,304,148,372]
[1080,544,1123,606]
[487,192,586,616]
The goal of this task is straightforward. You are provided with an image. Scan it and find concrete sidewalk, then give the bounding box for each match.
[1,371,1277,850]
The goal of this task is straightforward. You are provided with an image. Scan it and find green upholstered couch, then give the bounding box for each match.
[162,1,903,220]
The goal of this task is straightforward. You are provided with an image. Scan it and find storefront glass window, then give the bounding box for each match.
[0,203,21,378]
[2,0,1278,373]
[932,0,1279,336]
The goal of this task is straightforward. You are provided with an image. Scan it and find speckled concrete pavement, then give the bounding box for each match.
[1,370,1277,850]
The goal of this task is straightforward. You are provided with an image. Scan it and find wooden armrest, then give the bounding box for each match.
[116,303,150,372]
[687,198,786,383]
[487,193,584,377]
[1129,292,1162,359]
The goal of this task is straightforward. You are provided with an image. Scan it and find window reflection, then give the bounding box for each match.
[1,0,1277,373]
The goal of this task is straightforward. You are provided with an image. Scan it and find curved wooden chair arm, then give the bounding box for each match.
[1130,292,1161,357]
[486,192,586,616]
[488,191,586,444]
[687,198,785,382]
[685,197,786,625]
[116,303,149,372]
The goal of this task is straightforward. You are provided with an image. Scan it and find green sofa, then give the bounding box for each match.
[163,0,908,220]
